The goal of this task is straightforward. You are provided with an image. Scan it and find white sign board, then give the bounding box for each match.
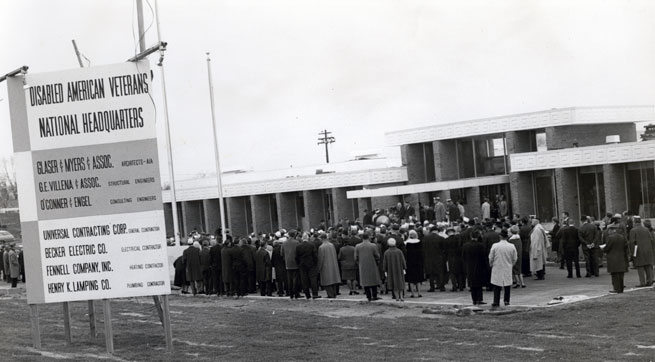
[8,62,170,304]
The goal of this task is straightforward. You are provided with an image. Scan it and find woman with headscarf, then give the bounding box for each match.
[338,238,358,295]
[383,237,406,301]
[404,230,424,298]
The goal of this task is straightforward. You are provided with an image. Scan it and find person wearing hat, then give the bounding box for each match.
[271,238,288,297]
[355,232,382,301]
[509,225,525,288]
[603,224,630,293]
[447,199,460,224]
[281,230,302,299]
[434,197,446,223]
[210,236,224,296]
[558,219,582,278]
[422,225,447,292]
[383,237,406,301]
[338,237,358,295]
[445,227,465,292]
[7,243,19,288]
[255,241,273,296]
[488,228,518,307]
[221,239,235,297]
[529,218,548,280]
[462,227,487,305]
[628,216,655,287]
[296,232,321,300]
[317,233,341,298]
[579,216,600,277]
[182,238,203,295]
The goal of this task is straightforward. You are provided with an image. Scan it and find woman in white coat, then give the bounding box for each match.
[489,229,518,307]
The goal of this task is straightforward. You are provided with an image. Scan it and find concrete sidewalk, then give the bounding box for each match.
[241,264,649,308]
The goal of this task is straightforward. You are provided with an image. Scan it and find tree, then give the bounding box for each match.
[0,157,17,209]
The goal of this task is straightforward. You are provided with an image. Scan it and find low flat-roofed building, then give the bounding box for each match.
[163,105,655,241]
[349,105,655,224]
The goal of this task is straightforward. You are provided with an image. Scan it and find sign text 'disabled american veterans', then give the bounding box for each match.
[8,61,170,304]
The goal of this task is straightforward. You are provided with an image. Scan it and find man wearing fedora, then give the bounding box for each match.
[488,229,518,307]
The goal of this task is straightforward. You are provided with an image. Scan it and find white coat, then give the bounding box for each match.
[530,224,548,273]
[489,239,517,287]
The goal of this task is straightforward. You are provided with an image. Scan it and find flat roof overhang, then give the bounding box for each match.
[163,167,408,202]
[510,140,655,172]
[346,174,509,199]
[385,105,655,146]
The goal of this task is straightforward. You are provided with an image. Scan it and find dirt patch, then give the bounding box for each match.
[0,290,654,361]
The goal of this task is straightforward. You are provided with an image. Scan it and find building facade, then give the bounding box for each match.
[163,105,655,242]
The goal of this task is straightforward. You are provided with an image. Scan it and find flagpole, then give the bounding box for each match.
[154,0,181,245]
[206,53,227,243]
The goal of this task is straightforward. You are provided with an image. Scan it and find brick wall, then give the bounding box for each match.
[554,168,580,223]
[251,194,273,234]
[181,200,203,235]
[546,123,636,150]
[402,143,427,184]
[603,164,627,215]
[203,198,223,235]
[276,192,298,231]
[433,140,458,181]
[303,190,325,230]
[505,131,534,163]
[465,187,481,219]
[509,172,535,218]
[332,188,354,224]
[227,197,248,237]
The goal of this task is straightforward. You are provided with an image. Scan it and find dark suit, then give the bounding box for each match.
[255,248,272,296]
[558,225,581,277]
[603,231,629,293]
[209,243,224,295]
[423,233,447,291]
[462,239,487,304]
[579,222,599,276]
[271,245,287,296]
[445,234,465,291]
[296,241,319,298]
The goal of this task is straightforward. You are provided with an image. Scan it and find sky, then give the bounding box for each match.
[1,0,654,182]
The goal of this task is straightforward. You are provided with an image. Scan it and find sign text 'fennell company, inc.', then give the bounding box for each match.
[8,62,170,304]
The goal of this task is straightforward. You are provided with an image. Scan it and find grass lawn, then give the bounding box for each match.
[1,288,654,361]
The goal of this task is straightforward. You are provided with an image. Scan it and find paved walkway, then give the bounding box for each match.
[242,264,650,308]
[4,265,651,308]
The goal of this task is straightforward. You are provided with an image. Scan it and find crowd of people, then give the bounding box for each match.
[173,196,654,307]
[0,243,24,288]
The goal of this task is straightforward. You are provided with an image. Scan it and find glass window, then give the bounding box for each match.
[423,142,436,182]
[492,138,506,156]
[449,188,467,205]
[269,195,279,231]
[245,197,253,234]
[577,166,605,220]
[533,170,555,221]
[627,162,655,218]
[456,139,475,178]
[536,132,547,152]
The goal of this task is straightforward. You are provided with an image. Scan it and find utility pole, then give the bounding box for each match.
[317,130,336,163]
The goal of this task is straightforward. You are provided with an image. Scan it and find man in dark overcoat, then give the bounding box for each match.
[422,226,447,292]
[603,224,629,293]
[461,227,487,305]
[558,219,581,278]
[296,233,320,299]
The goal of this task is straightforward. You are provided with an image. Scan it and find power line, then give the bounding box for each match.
[317,129,336,163]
